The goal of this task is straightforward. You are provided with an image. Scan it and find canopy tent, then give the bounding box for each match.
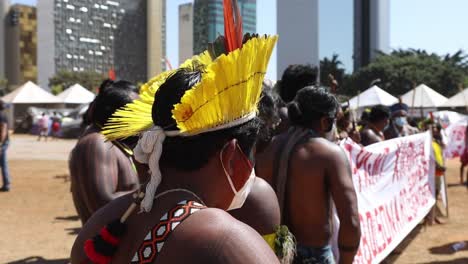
[401,84,448,108]
[348,85,398,109]
[430,111,467,128]
[1,81,61,128]
[2,81,61,104]
[57,83,95,105]
[441,88,468,108]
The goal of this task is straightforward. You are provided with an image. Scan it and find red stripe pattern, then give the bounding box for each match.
[131,200,206,263]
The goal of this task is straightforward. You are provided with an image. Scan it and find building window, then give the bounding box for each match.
[106,1,119,6]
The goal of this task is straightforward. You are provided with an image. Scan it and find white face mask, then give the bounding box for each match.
[226,169,256,211]
[219,147,256,211]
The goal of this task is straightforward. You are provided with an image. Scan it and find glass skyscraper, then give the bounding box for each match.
[193,0,256,55]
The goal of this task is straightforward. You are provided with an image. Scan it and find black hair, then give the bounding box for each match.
[368,105,391,123]
[287,86,339,129]
[257,86,280,152]
[87,79,138,127]
[279,64,318,103]
[152,68,261,171]
[0,100,4,111]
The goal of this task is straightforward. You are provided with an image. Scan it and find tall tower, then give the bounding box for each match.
[37,0,54,88]
[193,0,256,55]
[276,0,319,78]
[354,0,390,70]
[147,0,166,79]
[179,3,193,65]
[0,0,10,79]
[5,4,37,86]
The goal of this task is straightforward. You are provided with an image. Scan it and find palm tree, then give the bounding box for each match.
[320,54,345,90]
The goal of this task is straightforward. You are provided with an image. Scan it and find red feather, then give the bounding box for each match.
[223,0,243,52]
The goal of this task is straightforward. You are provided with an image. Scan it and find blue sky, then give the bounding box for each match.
[12,0,468,80]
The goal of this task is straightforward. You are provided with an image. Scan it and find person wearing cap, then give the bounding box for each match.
[70,6,280,262]
[0,100,10,192]
[384,102,419,140]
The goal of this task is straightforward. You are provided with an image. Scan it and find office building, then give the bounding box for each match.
[354,0,390,69]
[0,0,9,80]
[4,4,37,86]
[147,0,166,79]
[193,0,256,55]
[277,0,319,78]
[179,3,193,65]
[38,0,166,89]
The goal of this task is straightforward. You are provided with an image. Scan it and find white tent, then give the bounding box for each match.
[431,111,467,128]
[57,83,95,104]
[2,81,61,104]
[1,81,61,127]
[401,84,448,108]
[441,88,468,108]
[348,85,398,109]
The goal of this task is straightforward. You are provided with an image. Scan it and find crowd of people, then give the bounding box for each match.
[68,54,373,262]
[62,2,459,264]
[37,112,62,142]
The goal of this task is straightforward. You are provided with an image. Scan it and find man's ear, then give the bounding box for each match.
[320,116,328,132]
[220,139,237,175]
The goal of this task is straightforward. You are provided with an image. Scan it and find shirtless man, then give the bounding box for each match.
[336,107,361,143]
[360,105,390,146]
[276,64,318,134]
[69,80,141,224]
[71,41,279,262]
[258,87,361,264]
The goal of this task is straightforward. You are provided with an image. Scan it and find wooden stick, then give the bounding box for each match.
[120,192,145,223]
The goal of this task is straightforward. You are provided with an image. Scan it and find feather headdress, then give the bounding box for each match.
[101,0,277,214]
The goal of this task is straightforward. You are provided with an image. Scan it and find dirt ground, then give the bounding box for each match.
[0,135,467,264]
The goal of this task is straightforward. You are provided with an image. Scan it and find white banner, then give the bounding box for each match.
[339,132,435,264]
[443,120,467,159]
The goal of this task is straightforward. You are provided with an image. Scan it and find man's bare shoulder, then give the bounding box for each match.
[229,177,280,235]
[71,193,134,262]
[175,207,250,240]
[168,208,278,263]
[72,131,112,156]
[361,127,376,137]
[77,131,106,145]
[293,137,343,163]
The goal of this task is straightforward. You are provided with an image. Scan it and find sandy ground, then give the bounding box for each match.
[0,135,79,264]
[0,135,467,264]
[385,159,468,264]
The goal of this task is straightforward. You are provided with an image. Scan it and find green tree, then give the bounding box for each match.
[342,49,468,97]
[0,78,9,96]
[51,84,64,95]
[320,54,346,89]
[49,70,106,92]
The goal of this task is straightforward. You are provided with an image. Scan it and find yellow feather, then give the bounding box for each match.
[101,51,213,140]
[173,35,278,134]
[102,36,277,139]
